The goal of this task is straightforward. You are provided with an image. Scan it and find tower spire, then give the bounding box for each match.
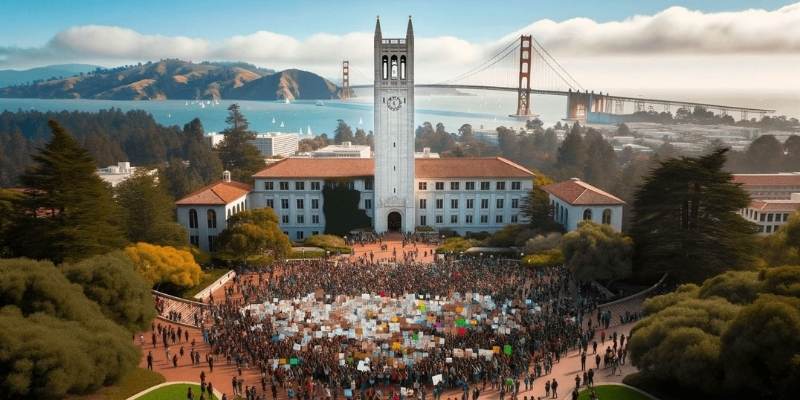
[406,15,413,38]
[375,16,382,39]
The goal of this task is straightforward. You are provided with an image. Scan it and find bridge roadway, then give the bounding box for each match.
[350,83,775,114]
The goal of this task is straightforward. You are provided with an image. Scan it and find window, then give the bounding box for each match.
[450,215,458,224]
[435,182,444,190]
[583,209,593,221]
[208,236,216,252]
[450,182,460,190]
[758,213,764,221]
[767,213,774,222]
[784,213,790,222]
[312,215,320,224]
[266,199,274,209]
[496,199,504,209]
[419,182,427,190]
[364,199,372,209]
[207,209,217,229]
[281,215,289,224]
[297,215,304,224]
[281,199,289,209]
[311,181,321,191]
[419,199,427,209]
[480,182,490,190]
[435,215,443,224]
[496,215,503,223]
[766,225,773,233]
[466,215,473,224]
[480,215,488,224]
[295,181,305,190]
[390,55,398,79]
[480,199,489,209]
[279,181,289,190]
[511,215,518,223]
[382,56,388,80]
[436,199,443,209]
[400,55,406,79]
[511,199,519,208]
[466,199,474,209]
[466,182,475,190]
[297,199,304,209]
[312,231,319,236]
[190,235,199,246]
[511,181,521,190]
[602,209,612,225]
[265,181,274,190]
[311,199,319,209]
[296,231,304,240]
[451,199,459,209]
[364,179,374,190]
[189,209,198,229]
[496,182,506,190]
[420,215,427,226]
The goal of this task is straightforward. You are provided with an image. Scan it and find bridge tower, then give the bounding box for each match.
[513,35,533,117]
[341,60,350,100]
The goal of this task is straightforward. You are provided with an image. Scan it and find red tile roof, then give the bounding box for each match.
[252,157,535,179]
[750,199,800,212]
[175,180,251,206]
[543,178,625,205]
[733,174,800,187]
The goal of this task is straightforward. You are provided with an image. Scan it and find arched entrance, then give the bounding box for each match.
[387,212,402,232]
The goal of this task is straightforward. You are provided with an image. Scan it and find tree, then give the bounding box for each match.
[523,232,562,253]
[555,124,585,179]
[784,135,800,171]
[124,242,202,288]
[215,208,291,265]
[182,118,223,184]
[520,174,561,232]
[561,221,632,283]
[115,171,187,246]
[631,148,757,282]
[0,258,139,399]
[62,252,156,332]
[216,104,265,182]
[582,130,617,190]
[6,120,125,262]
[334,119,354,144]
[160,157,202,199]
[743,134,784,172]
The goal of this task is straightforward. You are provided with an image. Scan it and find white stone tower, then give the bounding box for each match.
[373,16,415,233]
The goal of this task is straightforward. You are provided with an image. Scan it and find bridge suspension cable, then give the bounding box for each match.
[437,37,519,85]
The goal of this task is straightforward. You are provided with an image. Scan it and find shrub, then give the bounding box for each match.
[304,234,352,254]
[523,232,562,253]
[436,237,476,254]
[522,249,564,268]
[124,242,202,288]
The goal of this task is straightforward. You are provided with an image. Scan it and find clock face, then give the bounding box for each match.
[387,96,402,111]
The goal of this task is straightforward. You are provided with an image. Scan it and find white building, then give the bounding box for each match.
[311,142,371,158]
[249,133,299,158]
[415,147,440,158]
[739,194,800,235]
[543,178,625,232]
[96,161,155,187]
[733,173,800,200]
[174,18,537,251]
[175,171,250,251]
[206,133,225,148]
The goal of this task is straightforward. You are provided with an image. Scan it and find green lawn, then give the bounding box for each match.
[72,368,165,400]
[180,267,230,299]
[136,383,218,400]
[578,385,651,400]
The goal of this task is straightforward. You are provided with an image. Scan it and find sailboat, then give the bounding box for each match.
[284,98,291,104]
[272,117,276,124]
[280,121,285,128]
[358,117,363,125]
[307,125,313,136]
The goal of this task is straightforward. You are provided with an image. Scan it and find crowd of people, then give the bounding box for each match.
[190,256,626,400]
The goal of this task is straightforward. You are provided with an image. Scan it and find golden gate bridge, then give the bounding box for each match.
[341,35,774,124]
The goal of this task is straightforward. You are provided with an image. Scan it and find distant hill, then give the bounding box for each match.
[0,60,342,101]
[0,64,101,88]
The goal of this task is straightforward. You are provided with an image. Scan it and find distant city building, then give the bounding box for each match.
[732,173,800,200]
[249,133,299,158]
[739,193,800,235]
[311,142,371,158]
[206,133,225,148]
[96,161,154,187]
[415,147,440,158]
[543,178,625,232]
[175,171,251,251]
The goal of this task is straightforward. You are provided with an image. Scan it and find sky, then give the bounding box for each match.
[1,0,799,92]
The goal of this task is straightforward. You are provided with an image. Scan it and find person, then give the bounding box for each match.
[587,369,594,387]
[574,374,580,389]
[544,380,550,398]
[551,379,558,399]
[571,388,579,400]
[146,351,153,371]
[187,386,194,400]
[580,351,586,371]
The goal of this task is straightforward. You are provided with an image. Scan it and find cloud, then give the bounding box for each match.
[0,3,799,89]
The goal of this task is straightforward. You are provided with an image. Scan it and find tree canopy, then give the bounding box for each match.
[115,170,187,246]
[561,221,632,283]
[215,103,265,182]
[124,242,202,288]
[216,208,291,265]
[631,148,757,282]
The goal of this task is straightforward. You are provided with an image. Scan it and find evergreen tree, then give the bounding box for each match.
[744,134,784,172]
[353,128,368,145]
[784,135,800,171]
[520,174,562,232]
[582,130,618,190]
[631,148,757,282]
[7,120,125,262]
[182,118,223,184]
[556,123,586,179]
[333,119,354,144]
[115,171,187,246]
[160,157,202,199]
[215,104,264,182]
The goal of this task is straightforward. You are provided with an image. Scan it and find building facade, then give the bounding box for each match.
[732,173,800,200]
[739,193,800,235]
[250,133,299,158]
[311,142,371,158]
[543,178,625,232]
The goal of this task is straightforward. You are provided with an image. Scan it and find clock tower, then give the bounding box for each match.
[373,16,415,233]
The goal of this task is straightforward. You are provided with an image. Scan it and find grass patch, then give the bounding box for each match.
[179,267,230,299]
[578,385,651,400]
[135,383,218,400]
[288,249,326,259]
[72,368,165,400]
